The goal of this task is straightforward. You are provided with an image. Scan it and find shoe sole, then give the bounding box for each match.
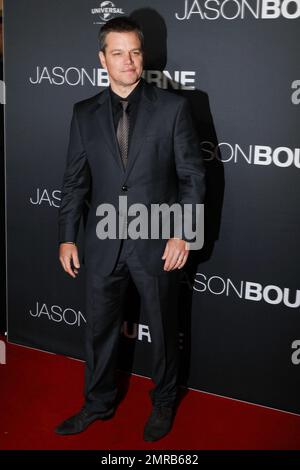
[143,430,170,442]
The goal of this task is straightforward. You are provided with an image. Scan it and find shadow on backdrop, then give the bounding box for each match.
[116,8,225,408]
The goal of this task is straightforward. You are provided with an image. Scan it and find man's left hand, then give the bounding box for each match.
[162,238,189,271]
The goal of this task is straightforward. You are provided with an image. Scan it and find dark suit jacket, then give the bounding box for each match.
[58,78,205,276]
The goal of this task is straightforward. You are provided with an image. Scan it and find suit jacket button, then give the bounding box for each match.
[122,185,128,192]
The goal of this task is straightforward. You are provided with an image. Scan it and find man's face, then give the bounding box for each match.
[99,31,143,89]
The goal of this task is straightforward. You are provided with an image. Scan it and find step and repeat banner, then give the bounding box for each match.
[4,0,300,414]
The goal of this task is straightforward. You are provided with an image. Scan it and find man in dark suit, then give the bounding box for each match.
[56,16,205,442]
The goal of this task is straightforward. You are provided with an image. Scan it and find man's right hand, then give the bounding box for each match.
[59,243,80,278]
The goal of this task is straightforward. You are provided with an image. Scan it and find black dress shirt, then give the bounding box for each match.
[109,78,144,152]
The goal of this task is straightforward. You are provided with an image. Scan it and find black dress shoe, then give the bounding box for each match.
[55,406,115,435]
[143,406,174,442]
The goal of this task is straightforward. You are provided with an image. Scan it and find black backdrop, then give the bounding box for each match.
[4,0,300,415]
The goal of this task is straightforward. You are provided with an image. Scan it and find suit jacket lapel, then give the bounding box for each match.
[93,80,157,177]
[94,88,124,172]
[124,81,157,181]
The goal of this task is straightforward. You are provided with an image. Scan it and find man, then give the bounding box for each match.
[56,16,205,442]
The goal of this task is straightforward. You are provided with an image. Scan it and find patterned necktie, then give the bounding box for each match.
[117,100,129,170]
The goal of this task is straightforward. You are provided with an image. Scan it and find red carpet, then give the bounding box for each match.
[0,336,300,450]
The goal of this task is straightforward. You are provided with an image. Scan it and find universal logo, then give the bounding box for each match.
[91,1,125,24]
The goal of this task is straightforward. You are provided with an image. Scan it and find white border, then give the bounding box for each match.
[2,0,299,421]
[3,0,9,342]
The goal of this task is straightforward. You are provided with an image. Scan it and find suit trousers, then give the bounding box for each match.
[83,238,180,412]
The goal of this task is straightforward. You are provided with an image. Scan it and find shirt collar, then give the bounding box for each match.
[110,78,144,108]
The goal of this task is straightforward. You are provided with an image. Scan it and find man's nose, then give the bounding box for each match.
[124,52,133,63]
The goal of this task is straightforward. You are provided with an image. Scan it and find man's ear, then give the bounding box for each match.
[99,51,106,69]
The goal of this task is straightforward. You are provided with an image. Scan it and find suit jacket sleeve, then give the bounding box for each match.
[173,98,206,243]
[58,104,91,244]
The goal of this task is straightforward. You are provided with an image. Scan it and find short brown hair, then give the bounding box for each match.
[98,16,144,53]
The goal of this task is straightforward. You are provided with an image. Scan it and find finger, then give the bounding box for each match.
[64,256,76,278]
[164,249,180,271]
[171,251,186,270]
[72,251,80,269]
[161,242,169,260]
[177,253,189,270]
